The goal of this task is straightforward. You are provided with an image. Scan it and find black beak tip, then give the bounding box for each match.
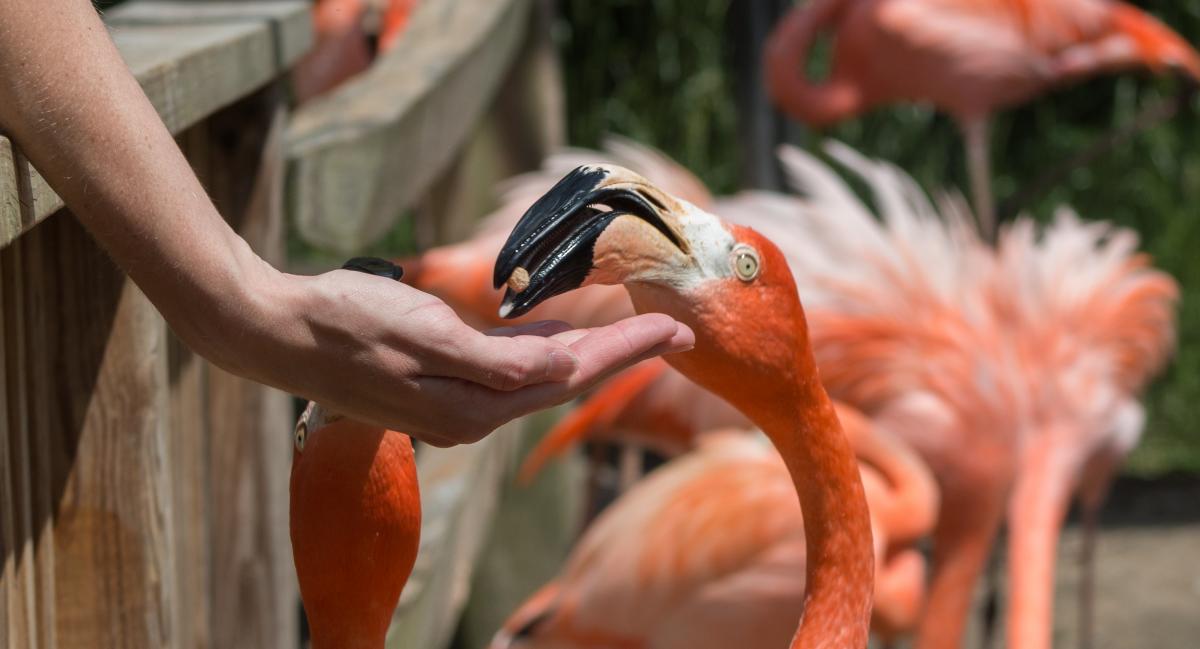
[492,165,612,289]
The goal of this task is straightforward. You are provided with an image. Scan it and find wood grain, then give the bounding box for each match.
[387,421,523,649]
[0,3,304,647]
[186,84,296,649]
[288,0,532,253]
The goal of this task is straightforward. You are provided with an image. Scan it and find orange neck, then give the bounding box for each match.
[665,300,874,648]
[761,349,874,649]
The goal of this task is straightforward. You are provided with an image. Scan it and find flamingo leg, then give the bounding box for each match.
[961,116,996,242]
[916,486,1007,649]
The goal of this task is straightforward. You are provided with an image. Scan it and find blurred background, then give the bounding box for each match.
[555,0,1200,476]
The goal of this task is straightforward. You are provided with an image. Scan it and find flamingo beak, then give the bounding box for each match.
[493,165,691,318]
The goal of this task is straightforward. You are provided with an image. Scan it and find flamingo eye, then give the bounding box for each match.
[732,245,760,281]
[294,420,308,451]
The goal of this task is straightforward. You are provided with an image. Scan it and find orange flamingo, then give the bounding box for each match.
[292,0,373,103]
[764,0,1200,235]
[490,402,937,649]
[493,164,877,647]
[404,139,1175,649]
[292,0,421,103]
[289,402,422,649]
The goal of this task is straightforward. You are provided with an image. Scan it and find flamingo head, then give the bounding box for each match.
[494,165,810,422]
[289,403,421,649]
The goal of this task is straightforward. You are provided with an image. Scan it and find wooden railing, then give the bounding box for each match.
[1,2,309,648]
[2,0,574,646]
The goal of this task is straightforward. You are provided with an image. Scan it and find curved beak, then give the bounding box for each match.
[493,165,692,319]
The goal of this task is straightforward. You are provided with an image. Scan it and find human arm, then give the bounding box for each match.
[0,0,693,445]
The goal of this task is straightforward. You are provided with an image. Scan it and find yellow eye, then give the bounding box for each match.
[294,421,307,452]
[732,246,760,281]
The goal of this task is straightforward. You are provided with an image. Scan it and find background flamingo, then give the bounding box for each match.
[292,0,420,103]
[764,0,1200,237]
[490,404,937,649]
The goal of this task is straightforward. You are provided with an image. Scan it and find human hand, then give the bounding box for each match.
[224,267,694,447]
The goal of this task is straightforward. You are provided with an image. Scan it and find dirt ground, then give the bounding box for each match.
[960,476,1200,649]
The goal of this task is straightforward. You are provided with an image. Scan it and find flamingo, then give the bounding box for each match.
[764,0,1200,237]
[289,402,422,649]
[743,143,1176,649]
[402,139,1175,649]
[493,164,877,648]
[489,402,937,649]
[292,0,421,103]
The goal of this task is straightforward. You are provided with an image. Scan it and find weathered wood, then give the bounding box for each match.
[288,0,533,253]
[0,2,305,646]
[1,238,37,649]
[457,410,586,648]
[387,421,524,649]
[0,208,176,648]
[0,0,312,248]
[106,0,312,70]
[165,335,212,649]
[183,84,296,649]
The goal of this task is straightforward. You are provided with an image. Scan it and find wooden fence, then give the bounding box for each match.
[2,0,579,647]
[1,2,309,647]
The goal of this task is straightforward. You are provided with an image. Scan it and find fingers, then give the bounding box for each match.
[404,314,694,445]
[436,315,690,392]
[490,315,694,420]
[557,314,694,379]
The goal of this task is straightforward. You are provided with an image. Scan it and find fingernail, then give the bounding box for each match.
[546,348,579,381]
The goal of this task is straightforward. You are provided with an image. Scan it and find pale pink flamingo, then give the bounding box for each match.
[764,0,1200,236]
[489,400,937,649]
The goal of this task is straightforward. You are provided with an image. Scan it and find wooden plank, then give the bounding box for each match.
[0,140,21,246]
[0,141,63,250]
[457,411,586,647]
[183,85,296,649]
[288,0,532,253]
[0,0,313,248]
[387,421,523,649]
[165,336,212,649]
[105,0,312,70]
[1,238,37,649]
[3,210,174,648]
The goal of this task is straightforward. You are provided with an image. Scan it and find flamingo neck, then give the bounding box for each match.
[764,0,865,127]
[750,350,874,648]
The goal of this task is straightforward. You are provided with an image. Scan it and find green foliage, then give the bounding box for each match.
[556,0,741,193]
[556,1,1200,474]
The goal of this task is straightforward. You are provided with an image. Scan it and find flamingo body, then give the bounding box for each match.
[289,404,422,649]
[766,0,1200,127]
[495,401,938,649]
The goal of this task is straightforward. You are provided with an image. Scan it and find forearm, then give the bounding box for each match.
[0,0,278,369]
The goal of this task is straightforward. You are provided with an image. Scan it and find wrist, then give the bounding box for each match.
[163,248,296,384]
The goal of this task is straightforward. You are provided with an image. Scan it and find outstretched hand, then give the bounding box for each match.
[239,268,694,447]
